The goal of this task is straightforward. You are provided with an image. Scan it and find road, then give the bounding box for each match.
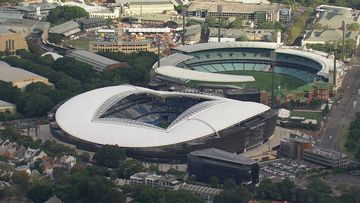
[320,55,360,151]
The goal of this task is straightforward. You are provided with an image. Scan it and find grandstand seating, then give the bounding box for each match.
[99,94,209,128]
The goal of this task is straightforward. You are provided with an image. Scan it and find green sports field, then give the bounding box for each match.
[188,70,306,92]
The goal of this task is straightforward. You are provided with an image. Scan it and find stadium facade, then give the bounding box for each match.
[153,42,343,86]
[49,85,277,162]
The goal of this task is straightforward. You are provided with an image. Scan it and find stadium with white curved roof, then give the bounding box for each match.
[49,85,277,162]
[153,42,342,84]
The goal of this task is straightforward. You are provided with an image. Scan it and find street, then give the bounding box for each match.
[320,55,360,151]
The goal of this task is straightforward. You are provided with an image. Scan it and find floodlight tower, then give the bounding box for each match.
[270,51,277,109]
[333,40,338,86]
[217,5,222,42]
[341,20,346,61]
[182,7,186,45]
[157,35,161,67]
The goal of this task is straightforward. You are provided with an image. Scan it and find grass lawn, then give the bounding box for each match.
[290,110,323,121]
[187,70,306,92]
[68,38,90,49]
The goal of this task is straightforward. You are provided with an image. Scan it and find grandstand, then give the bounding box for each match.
[154,42,342,86]
[50,85,277,162]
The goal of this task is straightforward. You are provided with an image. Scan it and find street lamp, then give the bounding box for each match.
[217,5,222,43]
[333,40,338,86]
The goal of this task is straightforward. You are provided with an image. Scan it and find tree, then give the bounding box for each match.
[214,190,241,203]
[48,33,64,44]
[209,176,219,188]
[223,178,236,189]
[11,171,30,190]
[48,6,88,23]
[93,145,126,168]
[23,94,53,117]
[347,23,360,31]
[236,35,249,41]
[205,16,217,27]
[322,103,330,116]
[26,182,53,203]
[229,18,243,29]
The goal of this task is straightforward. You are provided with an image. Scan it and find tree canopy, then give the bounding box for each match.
[48,6,88,24]
[93,145,126,168]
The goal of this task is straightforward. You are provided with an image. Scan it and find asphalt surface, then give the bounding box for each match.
[320,55,360,151]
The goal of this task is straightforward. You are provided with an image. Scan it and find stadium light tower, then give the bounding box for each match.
[217,5,222,42]
[341,20,346,61]
[333,40,338,86]
[270,51,277,109]
[157,35,161,67]
[182,7,186,45]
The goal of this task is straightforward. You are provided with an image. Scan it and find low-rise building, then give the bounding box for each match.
[278,135,312,160]
[67,50,129,72]
[122,0,175,15]
[0,18,49,37]
[89,7,121,19]
[186,1,291,24]
[130,172,181,190]
[80,18,107,31]
[179,183,222,202]
[60,155,76,169]
[302,29,360,47]
[49,20,81,37]
[89,40,152,54]
[209,28,274,42]
[0,28,28,56]
[185,24,202,44]
[304,146,349,168]
[0,61,50,90]
[187,148,259,185]
[0,100,16,114]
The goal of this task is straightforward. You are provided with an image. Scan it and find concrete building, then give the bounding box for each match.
[304,146,349,168]
[315,5,360,30]
[0,61,50,90]
[89,40,152,53]
[302,29,360,46]
[4,3,57,20]
[0,18,50,37]
[0,100,16,114]
[130,172,181,190]
[89,7,121,19]
[187,148,259,185]
[122,0,175,15]
[49,21,81,37]
[134,14,182,27]
[0,28,28,56]
[129,172,221,201]
[277,135,312,160]
[185,24,202,44]
[67,50,129,72]
[186,1,291,24]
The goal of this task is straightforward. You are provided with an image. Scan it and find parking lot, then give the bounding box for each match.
[260,158,322,182]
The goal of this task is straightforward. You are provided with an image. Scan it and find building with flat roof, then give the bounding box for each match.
[89,7,121,19]
[186,1,291,23]
[185,24,202,44]
[277,135,312,160]
[49,21,81,37]
[122,0,175,15]
[130,172,181,190]
[0,18,49,37]
[89,40,152,53]
[304,146,349,168]
[0,28,28,56]
[187,148,260,184]
[0,100,16,114]
[209,28,274,42]
[5,3,57,20]
[67,50,129,72]
[0,61,49,90]
[315,5,360,30]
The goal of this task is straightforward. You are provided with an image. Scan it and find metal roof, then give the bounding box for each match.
[172,41,280,53]
[49,20,80,35]
[155,66,255,82]
[190,148,258,165]
[0,61,47,82]
[67,50,123,66]
[55,85,269,148]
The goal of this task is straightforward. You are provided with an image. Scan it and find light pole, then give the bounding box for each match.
[270,51,277,109]
[157,35,161,68]
[182,7,186,46]
[217,5,222,43]
[333,40,337,86]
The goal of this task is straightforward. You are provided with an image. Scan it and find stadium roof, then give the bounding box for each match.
[56,85,269,148]
[190,148,258,165]
[172,41,280,53]
[155,66,255,82]
[0,61,47,83]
